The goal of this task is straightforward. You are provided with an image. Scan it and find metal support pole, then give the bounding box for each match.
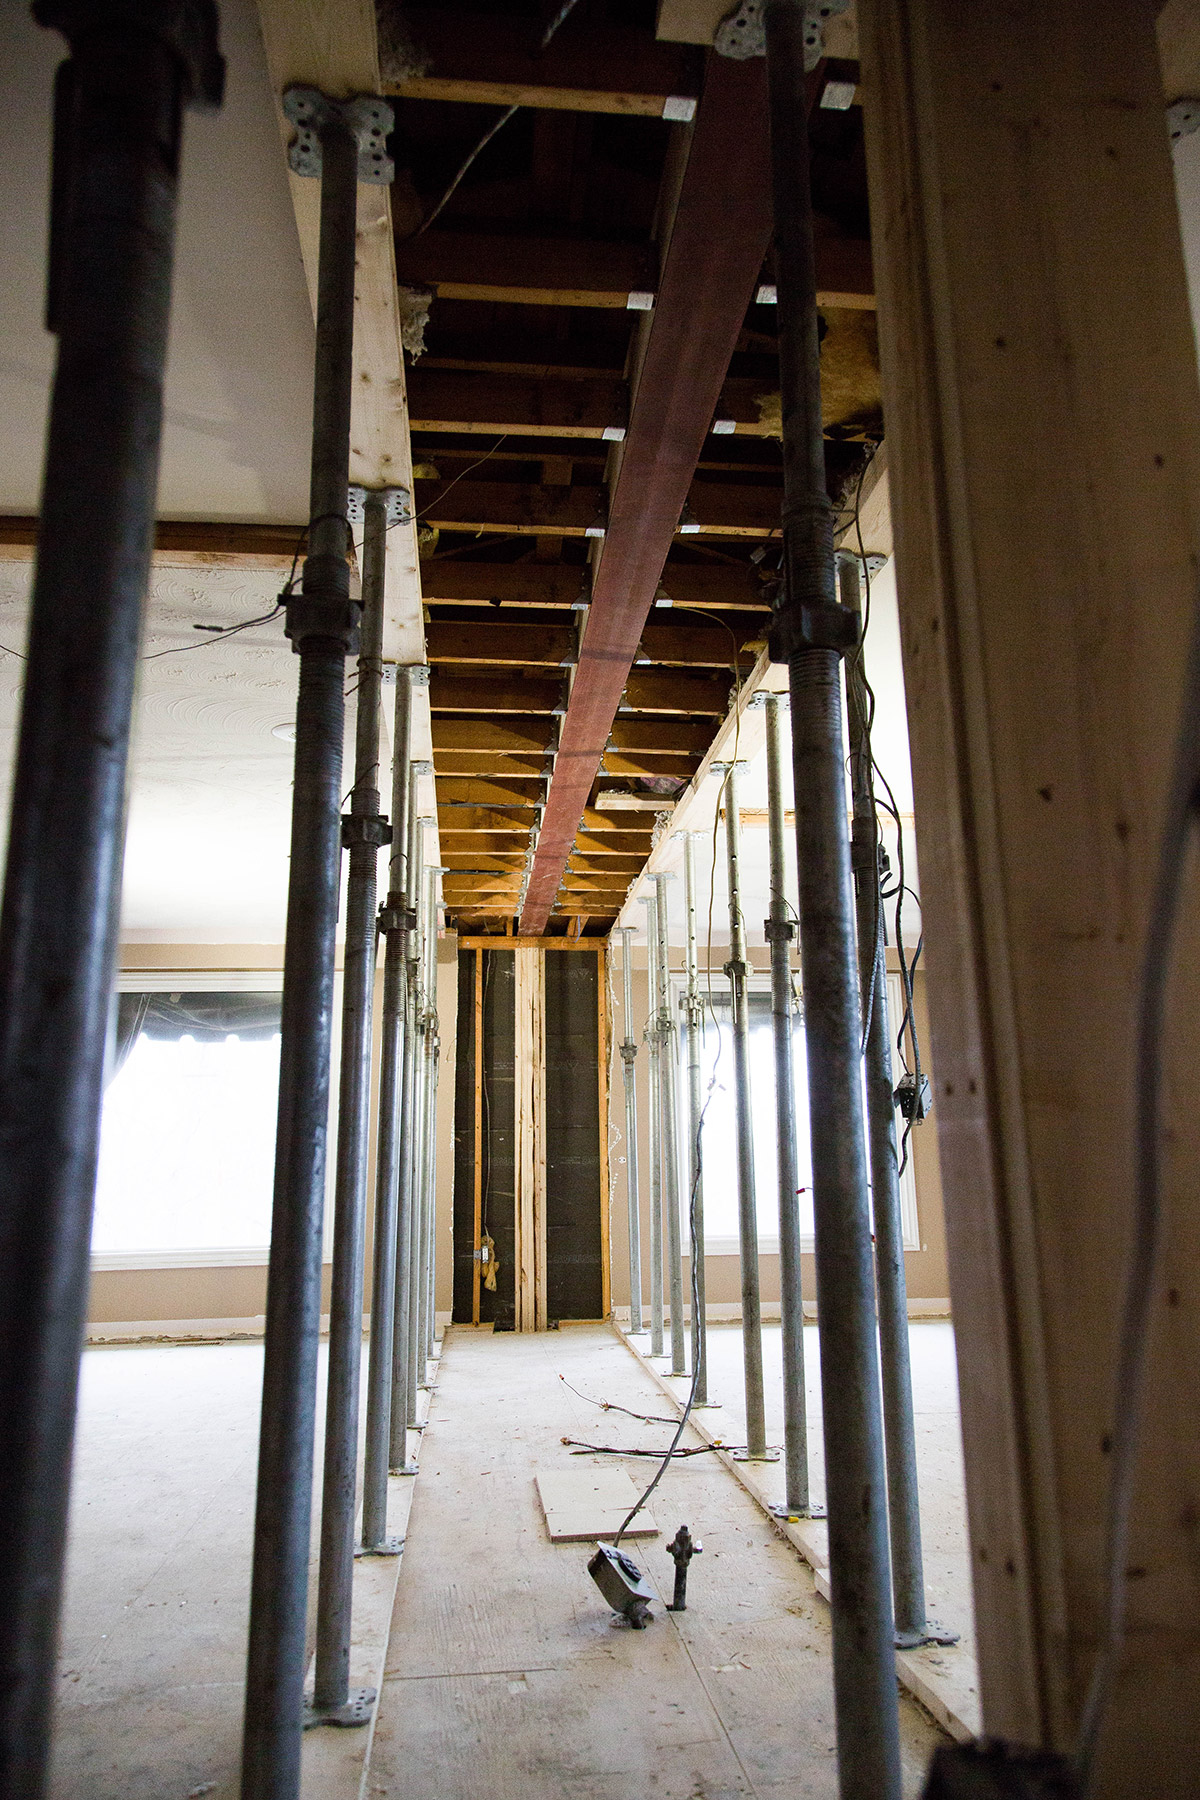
[404,791,433,1420]
[310,488,396,1724]
[640,893,665,1357]
[418,855,439,1367]
[682,834,708,1402]
[393,757,427,1450]
[840,552,945,1645]
[0,12,222,1790]
[764,694,813,1516]
[763,4,902,1792]
[244,87,394,1800]
[618,928,644,1333]
[361,662,415,1550]
[722,763,768,1460]
[654,874,687,1374]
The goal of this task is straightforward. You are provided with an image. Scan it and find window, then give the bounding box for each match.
[92,983,284,1268]
[677,972,919,1254]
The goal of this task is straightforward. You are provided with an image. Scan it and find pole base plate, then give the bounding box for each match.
[303,1687,376,1729]
[769,1501,825,1520]
[356,1535,404,1557]
[731,1446,781,1462]
[389,1462,419,1477]
[895,1619,960,1649]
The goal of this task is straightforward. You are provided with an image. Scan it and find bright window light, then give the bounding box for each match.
[93,1008,281,1260]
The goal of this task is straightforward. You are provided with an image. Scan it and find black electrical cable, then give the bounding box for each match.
[141,599,286,661]
[0,643,26,661]
[1075,599,1200,1793]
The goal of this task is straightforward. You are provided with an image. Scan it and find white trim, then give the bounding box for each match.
[114,970,285,992]
[90,1248,272,1270]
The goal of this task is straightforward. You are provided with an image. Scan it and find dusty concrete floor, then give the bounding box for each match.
[50,1340,305,1800]
[658,1321,977,1672]
[370,1325,945,1799]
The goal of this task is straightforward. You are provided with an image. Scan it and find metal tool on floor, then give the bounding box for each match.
[665,1525,702,1612]
[588,1543,656,1629]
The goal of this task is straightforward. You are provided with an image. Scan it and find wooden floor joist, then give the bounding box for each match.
[385,9,701,117]
[394,231,656,310]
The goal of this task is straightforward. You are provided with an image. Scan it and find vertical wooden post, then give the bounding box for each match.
[597,943,612,1321]
[858,1,1200,1787]
[472,948,484,1326]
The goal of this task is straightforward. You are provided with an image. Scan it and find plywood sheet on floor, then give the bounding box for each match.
[535,1467,659,1540]
[371,1326,944,1799]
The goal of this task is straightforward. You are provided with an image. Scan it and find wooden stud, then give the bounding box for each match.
[597,940,612,1321]
[472,947,484,1326]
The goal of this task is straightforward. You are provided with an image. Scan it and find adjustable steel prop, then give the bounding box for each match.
[0,8,222,1790]
[763,3,902,1792]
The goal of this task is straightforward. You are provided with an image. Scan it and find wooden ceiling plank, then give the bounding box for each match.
[425,622,576,666]
[608,719,713,755]
[621,669,731,714]
[429,675,564,713]
[395,230,655,310]
[436,778,546,807]
[385,9,699,116]
[431,718,551,753]
[415,477,782,536]
[408,370,627,438]
[521,50,781,930]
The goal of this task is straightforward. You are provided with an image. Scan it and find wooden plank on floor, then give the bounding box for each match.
[534,1468,659,1541]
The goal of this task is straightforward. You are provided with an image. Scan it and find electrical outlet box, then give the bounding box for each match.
[588,1543,655,1628]
[895,1071,932,1122]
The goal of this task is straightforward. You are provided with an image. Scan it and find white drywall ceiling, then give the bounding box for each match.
[0,0,314,523]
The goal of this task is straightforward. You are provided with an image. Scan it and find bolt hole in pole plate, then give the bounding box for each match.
[302,1687,377,1730]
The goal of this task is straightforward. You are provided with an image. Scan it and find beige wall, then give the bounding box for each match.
[606,945,950,1316]
[91,938,458,1333]
[96,933,945,1333]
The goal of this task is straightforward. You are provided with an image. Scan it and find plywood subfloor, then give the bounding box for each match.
[370,1325,944,1798]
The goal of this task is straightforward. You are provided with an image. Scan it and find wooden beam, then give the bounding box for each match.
[0,516,308,570]
[440,853,527,871]
[429,675,563,713]
[254,0,425,668]
[621,670,731,714]
[438,807,539,833]
[433,753,549,777]
[408,369,627,438]
[861,0,1200,1765]
[415,476,782,536]
[568,855,647,875]
[438,833,536,856]
[637,620,759,665]
[607,719,712,755]
[431,719,551,753]
[420,561,589,610]
[457,936,605,951]
[548,900,619,915]
[384,9,699,117]
[506,57,786,930]
[394,230,656,310]
[570,832,654,858]
[436,778,546,807]
[425,622,576,666]
[420,557,769,613]
[599,751,701,778]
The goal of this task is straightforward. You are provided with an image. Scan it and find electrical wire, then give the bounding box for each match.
[1075,596,1200,1792]
[0,643,26,661]
[408,0,585,238]
[564,1438,720,1458]
[557,1373,679,1427]
[142,599,285,661]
